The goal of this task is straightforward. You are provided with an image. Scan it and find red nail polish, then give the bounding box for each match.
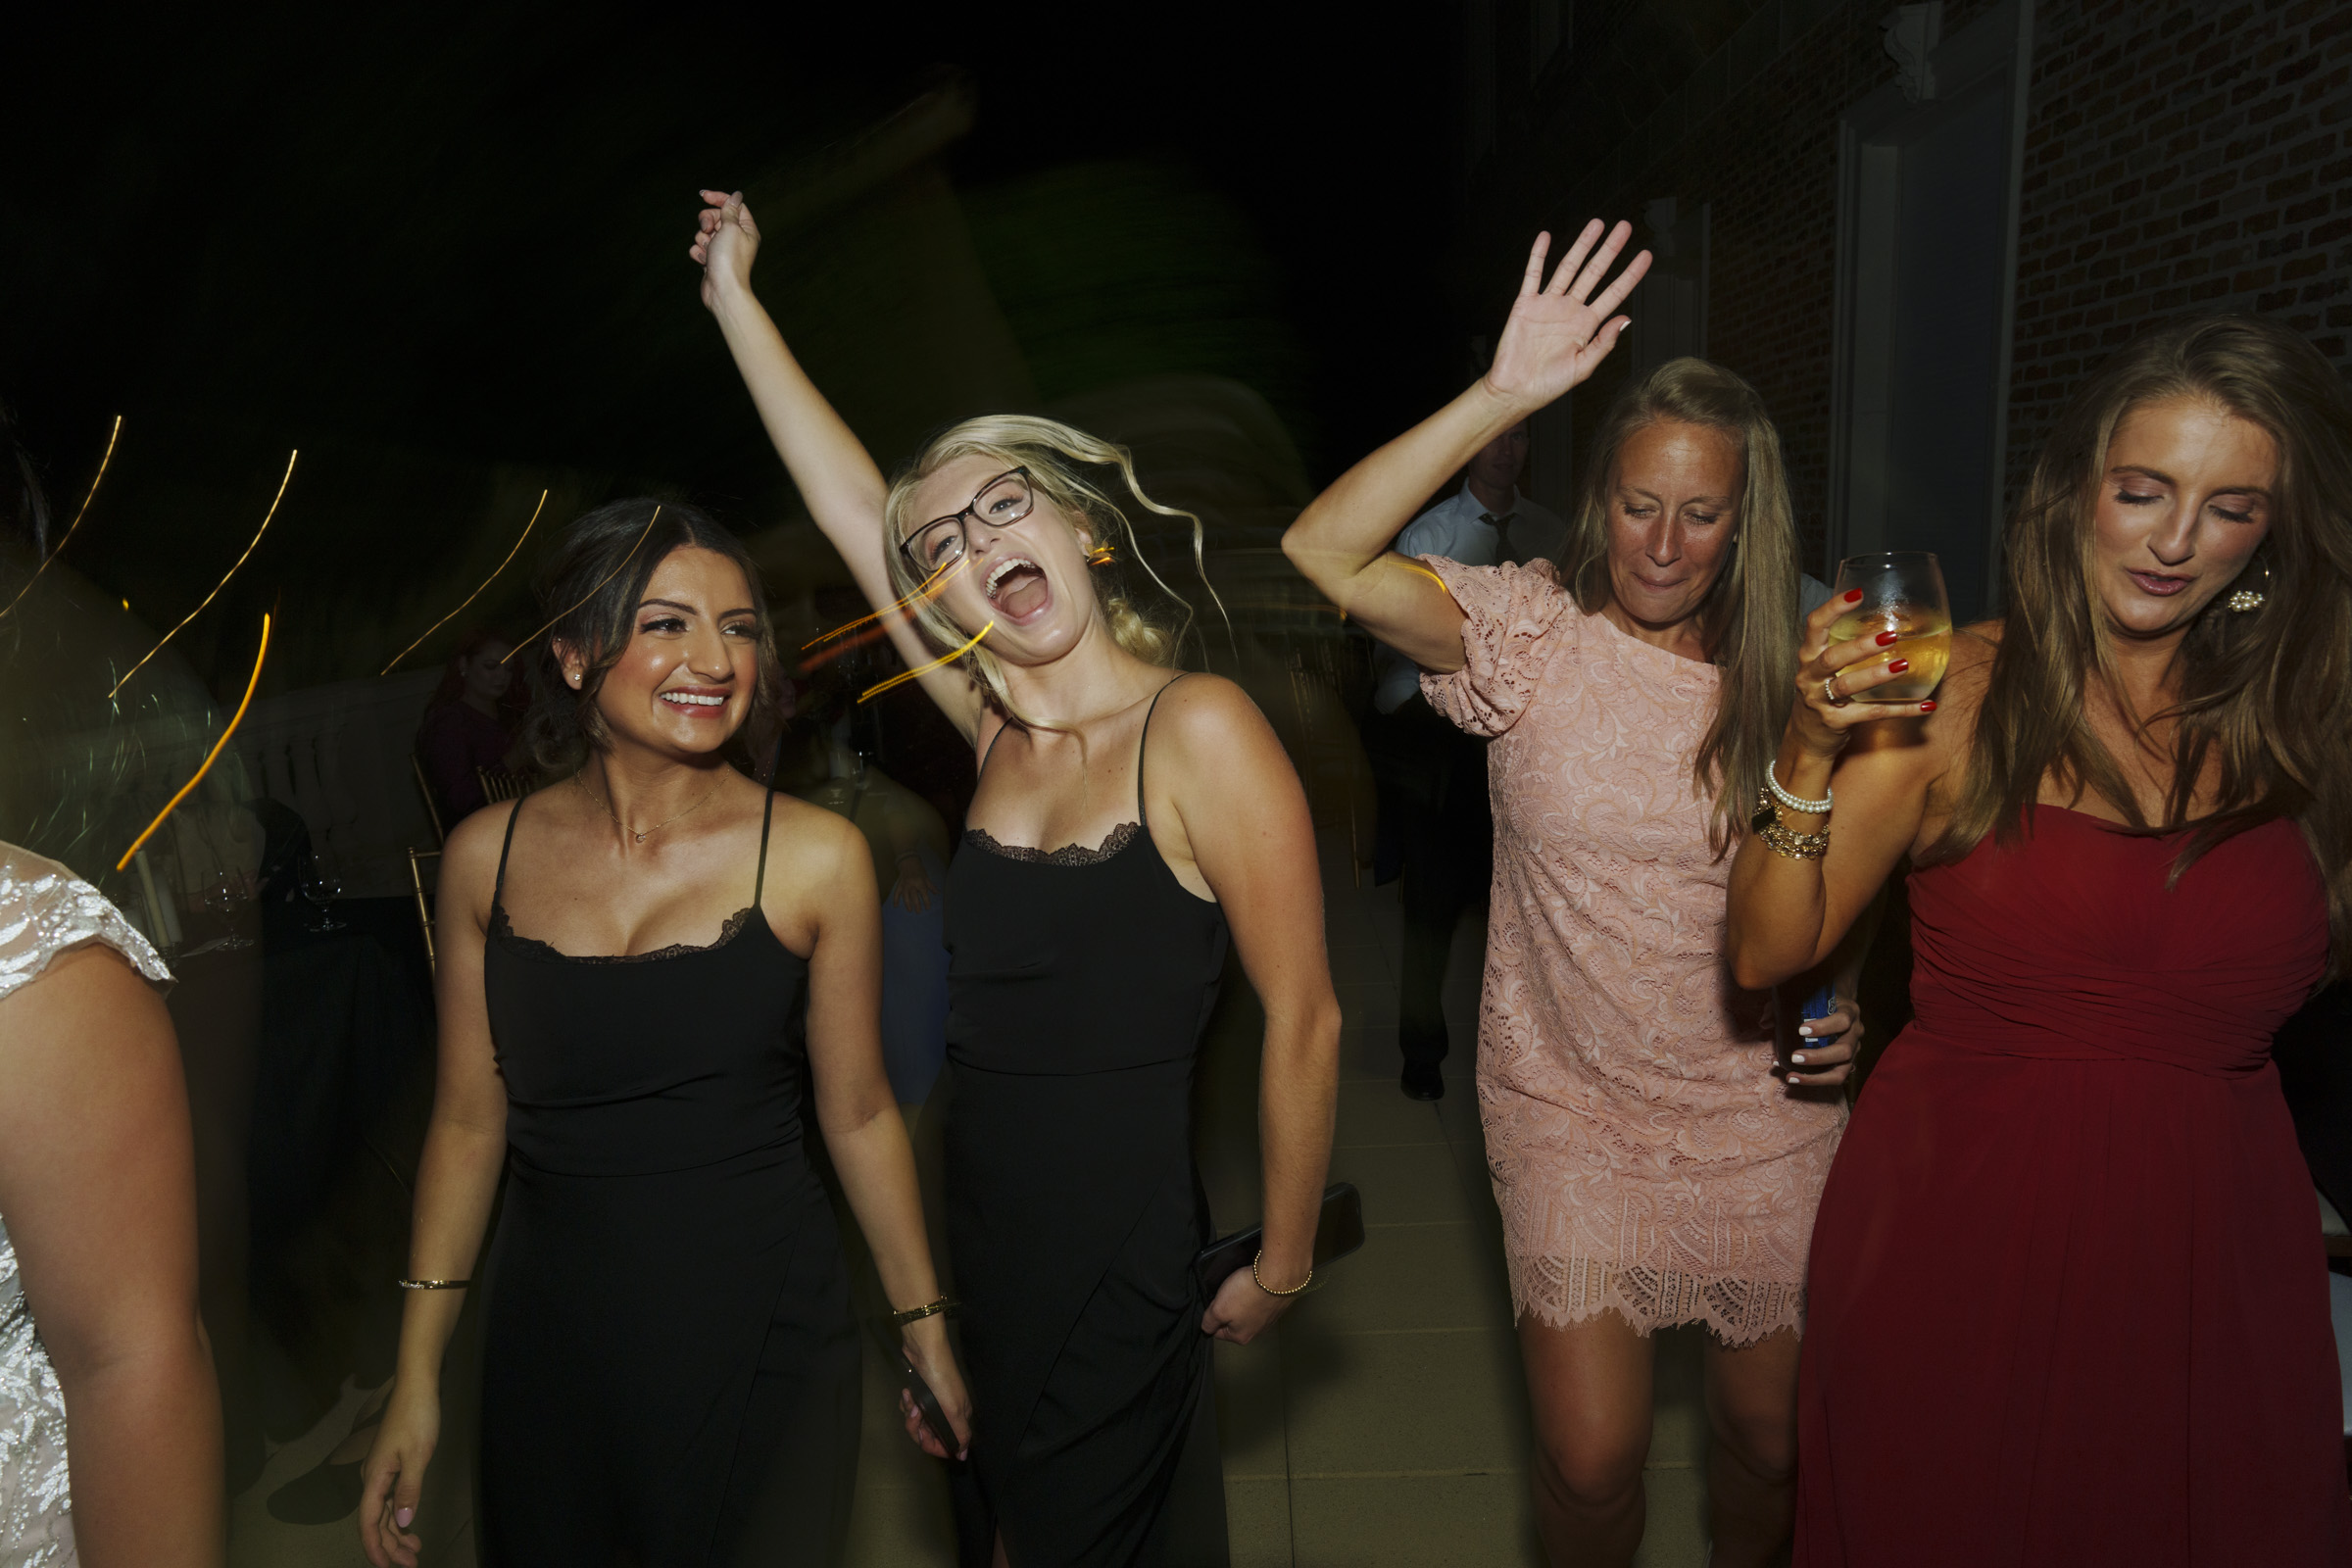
[1920,700,1937,712]
[1887,659,1910,674]
[1843,588,1864,602]
[1875,629,1898,646]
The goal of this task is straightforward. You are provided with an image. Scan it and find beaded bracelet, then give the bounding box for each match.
[398,1278,471,1291]
[1251,1251,1314,1297]
[1766,760,1834,817]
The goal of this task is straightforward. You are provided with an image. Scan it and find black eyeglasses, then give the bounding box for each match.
[900,468,1035,575]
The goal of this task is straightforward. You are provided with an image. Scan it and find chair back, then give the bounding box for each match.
[476,766,525,805]
[411,755,445,845]
[408,847,441,975]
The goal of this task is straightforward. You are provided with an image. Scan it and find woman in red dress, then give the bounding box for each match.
[1726,314,2352,1566]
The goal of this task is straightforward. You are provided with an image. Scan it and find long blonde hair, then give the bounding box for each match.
[1560,358,1804,856]
[881,415,1226,720]
[1924,314,2352,967]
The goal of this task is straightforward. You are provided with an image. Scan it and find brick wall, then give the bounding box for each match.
[1464,0,2352,575]
[2006,0,2352,493]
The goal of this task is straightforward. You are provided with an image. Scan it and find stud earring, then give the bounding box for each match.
[2226,557,2271,612]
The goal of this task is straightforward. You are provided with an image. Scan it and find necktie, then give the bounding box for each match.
[1484,512,1523,567]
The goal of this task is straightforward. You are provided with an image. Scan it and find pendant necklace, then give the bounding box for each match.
[575,771,717,845]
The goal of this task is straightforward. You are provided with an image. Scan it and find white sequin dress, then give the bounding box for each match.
[0,845,172,1566]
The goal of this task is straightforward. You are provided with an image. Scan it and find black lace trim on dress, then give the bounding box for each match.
[488,903,759,964]
[963,821,1143,866]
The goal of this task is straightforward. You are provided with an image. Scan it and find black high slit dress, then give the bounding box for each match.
[477,786,859,1566]
[943,677,1233,1566]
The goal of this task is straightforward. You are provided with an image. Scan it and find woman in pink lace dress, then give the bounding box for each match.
[1286,225,1852,1568]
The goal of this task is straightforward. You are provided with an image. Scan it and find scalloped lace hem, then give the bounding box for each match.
[964,822,1142,866]
[488,904,757,964]
[1509,1251,1804,1347]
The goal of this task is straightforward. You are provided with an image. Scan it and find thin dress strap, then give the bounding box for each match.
[977,718,1012,780]
[754,779,777,909]
[493,792,524,906]
[1135,674,1189,819]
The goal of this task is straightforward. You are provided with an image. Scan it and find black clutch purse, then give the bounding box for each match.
[1193,1181,1365,1298]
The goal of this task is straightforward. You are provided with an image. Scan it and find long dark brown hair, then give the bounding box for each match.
[1924,314,2352,964]
[1560,358,1805,855]
[517,499,785,777]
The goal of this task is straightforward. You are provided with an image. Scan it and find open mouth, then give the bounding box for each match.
[661,690,729,712]
[2127,570,2189,597]
[984,555,1052,621]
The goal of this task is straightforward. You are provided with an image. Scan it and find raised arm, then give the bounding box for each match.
[0,943,222,1568]
[1281,222,1649,669]
[361,807,513,1568]
[691,193,984,740]
[1725,594,1965,988]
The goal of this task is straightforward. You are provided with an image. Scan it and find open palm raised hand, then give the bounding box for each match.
[1484,220,1652,409]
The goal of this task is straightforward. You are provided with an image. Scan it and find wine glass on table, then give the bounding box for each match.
[204,869,257,950]
[1830,551,1952,704]
[300,857,346,934]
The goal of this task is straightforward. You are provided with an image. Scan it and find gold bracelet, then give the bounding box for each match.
[1752,788,1830,860]
[1251,1251,1313,1297]
[398,1278,471,1291]
[889,1296,959,1327]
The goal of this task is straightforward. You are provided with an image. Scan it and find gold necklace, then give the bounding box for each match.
[573,771,718,845]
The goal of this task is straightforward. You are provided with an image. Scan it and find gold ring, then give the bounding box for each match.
[1824,672,1851,708]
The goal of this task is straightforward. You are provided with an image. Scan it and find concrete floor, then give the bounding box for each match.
[228,830,1716,1566]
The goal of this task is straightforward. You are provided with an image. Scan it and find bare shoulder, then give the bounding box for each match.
[0,938,166,1028]
[758,789,870,891]
[1152,672,1277,749]
[438,796,522,921]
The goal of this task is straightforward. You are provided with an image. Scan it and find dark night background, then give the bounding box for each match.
[4,3,1464,697]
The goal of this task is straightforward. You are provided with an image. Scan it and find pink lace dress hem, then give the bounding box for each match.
[1418,559,1844,1345]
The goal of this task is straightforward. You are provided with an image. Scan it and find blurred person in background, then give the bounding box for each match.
[1363,416,1564,1101]
[361,502,966,1567]
[794,691,954,1110]
[414,629,521,830]
[1285,225,1857,1568]
[0,843,224,1565]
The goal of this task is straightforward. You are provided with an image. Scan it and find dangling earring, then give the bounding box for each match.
[2226,556,2271,612]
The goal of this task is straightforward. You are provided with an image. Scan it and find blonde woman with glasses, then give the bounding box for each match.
[690,190,1340,1567]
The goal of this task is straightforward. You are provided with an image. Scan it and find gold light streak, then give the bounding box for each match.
[0,415,122,621]
[800,556,968,654]
[117,613,270,871]
[500,505,661,664]
[109,449,297,701]
[380,489,549,675]
[859,619,993,703]
[798,621,891,673]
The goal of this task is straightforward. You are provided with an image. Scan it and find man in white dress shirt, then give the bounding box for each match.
[1361,421,1563,1100]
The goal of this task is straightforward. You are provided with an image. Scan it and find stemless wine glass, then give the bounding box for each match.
[1830,551,1953,704]
[301,858,347,934]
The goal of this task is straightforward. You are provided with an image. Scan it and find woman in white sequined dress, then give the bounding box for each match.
[0,844,222,1565]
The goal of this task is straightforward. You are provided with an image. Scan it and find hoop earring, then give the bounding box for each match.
[2226,556,2271,612]
[1085,543,1116,567]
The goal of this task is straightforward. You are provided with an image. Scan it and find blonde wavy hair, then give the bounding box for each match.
[881,415,1226,721]
[1560,357,1805,856]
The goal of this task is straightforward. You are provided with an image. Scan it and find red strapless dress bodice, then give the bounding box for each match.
[1797,808,2349,1567]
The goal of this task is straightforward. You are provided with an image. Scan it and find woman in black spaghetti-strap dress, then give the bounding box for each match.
[693,191,1342,1567]
[360,504,969,1568]
[474,785,852,1559]
[945,680,1230,1563]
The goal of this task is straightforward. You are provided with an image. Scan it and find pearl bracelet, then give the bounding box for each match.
[1766,761,1834,817]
